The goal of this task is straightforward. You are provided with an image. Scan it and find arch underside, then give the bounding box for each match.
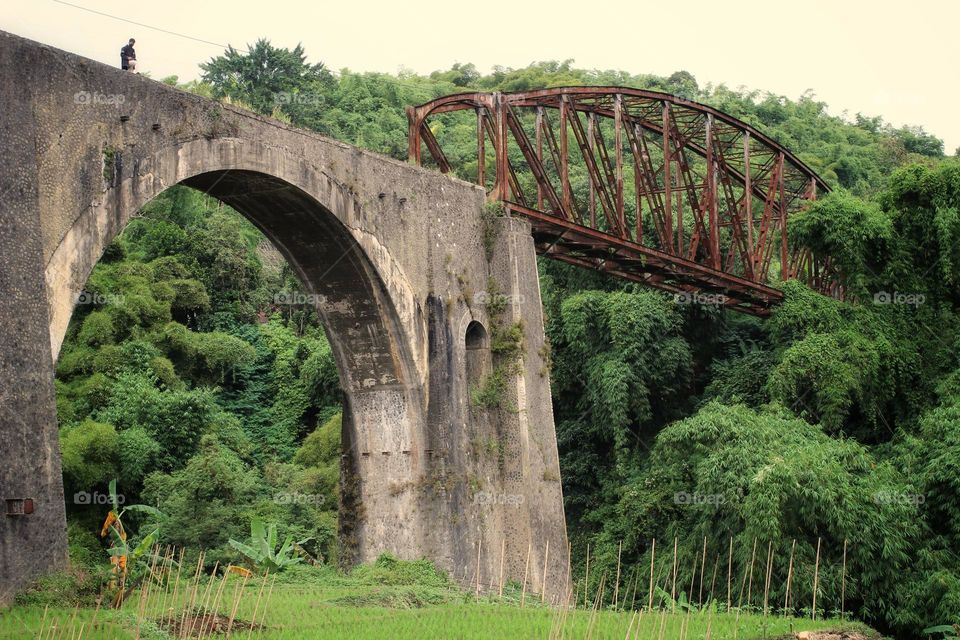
[181,170,408,392]
[409,87,841,314]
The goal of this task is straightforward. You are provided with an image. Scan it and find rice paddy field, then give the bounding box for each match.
[0,562,876,640]
[0,600,870,639]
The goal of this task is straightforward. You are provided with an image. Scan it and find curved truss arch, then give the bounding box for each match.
[408,87,838,315]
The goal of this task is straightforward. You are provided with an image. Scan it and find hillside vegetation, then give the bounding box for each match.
[43,39,960,638]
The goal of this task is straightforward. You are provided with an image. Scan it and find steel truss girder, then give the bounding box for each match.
[407,87,834,316]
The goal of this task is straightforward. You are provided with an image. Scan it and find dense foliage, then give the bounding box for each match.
[55,38,960,637]
[57,186,342,569]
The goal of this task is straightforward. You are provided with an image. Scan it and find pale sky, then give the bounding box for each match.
[5,0,958,153]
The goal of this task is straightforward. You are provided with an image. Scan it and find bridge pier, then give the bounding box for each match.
[0,44,69,598]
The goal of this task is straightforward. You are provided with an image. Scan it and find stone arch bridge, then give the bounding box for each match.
[0,31,565,600]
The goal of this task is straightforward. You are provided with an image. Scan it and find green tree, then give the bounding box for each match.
[201,39,334,123]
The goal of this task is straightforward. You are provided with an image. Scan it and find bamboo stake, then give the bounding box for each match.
[560,588,578,635]
[658,559,671,604]
[188,561,219,639]
[812,537,822,620]
[687,551,698,605]
[841,538,847,622]
[648,538,656,611]
[624,609,638,640]
[631,608,644,640]
[736,539,750,610]
[584,543,591,607]
[762,542,772,613]
[746,538,758,611]
[586,572,606,640]
[709,553,720,604]
[783,539,796,617]
[628,565,641,612]
[727,536,733,611]
[495,538,504,598]
[549,591,566,640]
[157,547,175,625]
[182,551,205,638]
[136,546,162,639]
[476,537,483,601]
[541,539,550,604]
[198,569,230,640]
[613,540,623,608]
[762,541,773,624]
[698,536,707,605]
[167,548,185,627]
[656,606,667,640]
[226,572,249,636]
[246,571,270,640]
[671,537,678,613]
[255,575,276,640]
[39,604,49,640]
[63,604,79,640]
[521,541,531,608]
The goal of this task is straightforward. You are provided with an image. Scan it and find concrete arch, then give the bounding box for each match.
[45,137,419,396]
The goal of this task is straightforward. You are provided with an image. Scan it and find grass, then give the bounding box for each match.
[0,556,877,639]
[0,598,873,639]
[0,597,871,639]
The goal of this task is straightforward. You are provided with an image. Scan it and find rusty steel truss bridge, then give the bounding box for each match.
[408,87,838,315]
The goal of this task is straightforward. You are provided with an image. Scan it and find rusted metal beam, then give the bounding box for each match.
[420,123,451,173]
[408,87,837,312]
[663,102,674,253]
[505,105,564,217]
[477,108,485,188]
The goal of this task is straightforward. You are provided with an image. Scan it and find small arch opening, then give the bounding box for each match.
[465,320,488,350]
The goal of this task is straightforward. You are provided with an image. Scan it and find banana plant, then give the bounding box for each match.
[229,516,311,572]
[99,479,166,606]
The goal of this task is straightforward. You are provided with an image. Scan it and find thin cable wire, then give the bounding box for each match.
[50,0,248,52]
[49,0,465,93]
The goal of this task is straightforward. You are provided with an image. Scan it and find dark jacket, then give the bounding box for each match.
[120,44,136,66]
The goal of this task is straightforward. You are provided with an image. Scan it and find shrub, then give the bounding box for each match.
[294,413,341,467]
[60,420,119,494]
[351,554,452,588]
[77,311,114,347]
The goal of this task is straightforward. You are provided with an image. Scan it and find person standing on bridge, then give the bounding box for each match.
[120,38,136,72]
